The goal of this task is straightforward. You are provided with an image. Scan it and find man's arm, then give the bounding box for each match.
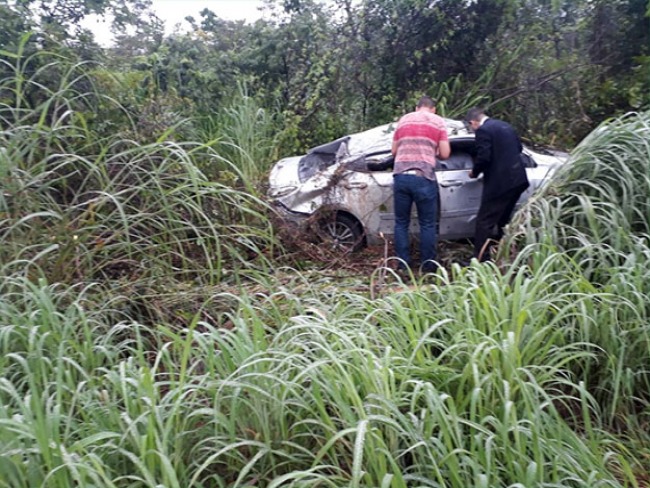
[437,139,450,160]
[469,128,491,178]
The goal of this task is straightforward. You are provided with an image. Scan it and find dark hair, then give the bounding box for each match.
[466,107,486,122]
[416,96,437,109]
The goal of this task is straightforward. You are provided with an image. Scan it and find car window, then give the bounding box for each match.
[364,144,476,172]
[438,151,474,171]
[438,139,476,171]
[364,151,393,171]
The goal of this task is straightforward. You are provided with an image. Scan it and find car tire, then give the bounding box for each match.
[319,213,365,253]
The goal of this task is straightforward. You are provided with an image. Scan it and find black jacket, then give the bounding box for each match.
[473,118,529,201]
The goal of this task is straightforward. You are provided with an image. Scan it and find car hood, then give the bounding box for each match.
[270,156,348,211]
[268,155,302,199]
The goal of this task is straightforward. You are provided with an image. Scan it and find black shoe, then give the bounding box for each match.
[420,259,440,274]
[395,266,413,282]
[420,263,439,274]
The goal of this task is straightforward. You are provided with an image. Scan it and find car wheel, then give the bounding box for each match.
[319,214,365,252]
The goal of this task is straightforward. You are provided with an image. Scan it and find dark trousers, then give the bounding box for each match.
[473,185,527,261]
[393,174,439,272]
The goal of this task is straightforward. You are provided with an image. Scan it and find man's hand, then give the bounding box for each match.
[468,169,477,178]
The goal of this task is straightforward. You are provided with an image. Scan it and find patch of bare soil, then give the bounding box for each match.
[270,207,473,275]
[328,239,474,275]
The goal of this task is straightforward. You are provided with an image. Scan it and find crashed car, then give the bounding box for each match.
[268,118,568,251]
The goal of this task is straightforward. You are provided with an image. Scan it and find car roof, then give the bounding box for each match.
[346,118,471,156]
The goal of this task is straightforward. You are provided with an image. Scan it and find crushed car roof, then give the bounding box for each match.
[345,118,470,156]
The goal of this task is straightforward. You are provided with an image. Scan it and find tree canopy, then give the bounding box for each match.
[1,0,648,151]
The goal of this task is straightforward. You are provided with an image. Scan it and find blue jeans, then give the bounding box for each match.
[393,174,439,271]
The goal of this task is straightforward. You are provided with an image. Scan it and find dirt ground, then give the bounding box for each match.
[279,237,475,277]
[270,204,479,279]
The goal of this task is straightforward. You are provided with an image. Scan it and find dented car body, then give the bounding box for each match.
[268,118,567,251]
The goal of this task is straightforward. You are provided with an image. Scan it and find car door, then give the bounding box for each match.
[436,138,483,240]
[363,152,396,237]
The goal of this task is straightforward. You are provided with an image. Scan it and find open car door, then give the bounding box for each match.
[436,138,482,240]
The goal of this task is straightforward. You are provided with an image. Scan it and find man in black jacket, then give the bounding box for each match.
[466,107,529,261]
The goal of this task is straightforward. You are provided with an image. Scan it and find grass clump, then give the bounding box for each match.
[508,110,650,265]
[498,110,650,480]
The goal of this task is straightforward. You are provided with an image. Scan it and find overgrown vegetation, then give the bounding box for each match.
[1,1,650,486]
[0,42,279,323]
[4,0,648,152]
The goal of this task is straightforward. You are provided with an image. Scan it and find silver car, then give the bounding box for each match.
[268,118,567,251]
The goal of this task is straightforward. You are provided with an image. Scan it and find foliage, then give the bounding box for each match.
[4,0,649,150]
[1,3,650,487]
[508,110,650,262]
[1,235,648,485]
[0,45,278,288]
[465,0,649,145]
[193,82,280,184]
[2,104,650,485]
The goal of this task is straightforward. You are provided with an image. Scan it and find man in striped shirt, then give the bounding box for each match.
[391,96,450,274]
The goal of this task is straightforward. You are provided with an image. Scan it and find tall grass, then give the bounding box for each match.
[504,111,650,427]
[508,111,650,262]
[194,82,279,184]
[2,260,643,486]
[1,42,649,488]
[0,44,278,288]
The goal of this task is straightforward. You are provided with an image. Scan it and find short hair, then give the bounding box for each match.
[466,107,486,122]
[416,96,437,109]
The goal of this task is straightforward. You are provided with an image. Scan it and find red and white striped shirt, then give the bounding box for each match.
[393,110,448,179]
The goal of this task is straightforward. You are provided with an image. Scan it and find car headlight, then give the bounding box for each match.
[269,186,298,198]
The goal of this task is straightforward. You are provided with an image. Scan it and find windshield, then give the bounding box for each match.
[298,136,350,182]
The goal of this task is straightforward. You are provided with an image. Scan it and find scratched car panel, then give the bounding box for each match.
[268,119,567,250]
